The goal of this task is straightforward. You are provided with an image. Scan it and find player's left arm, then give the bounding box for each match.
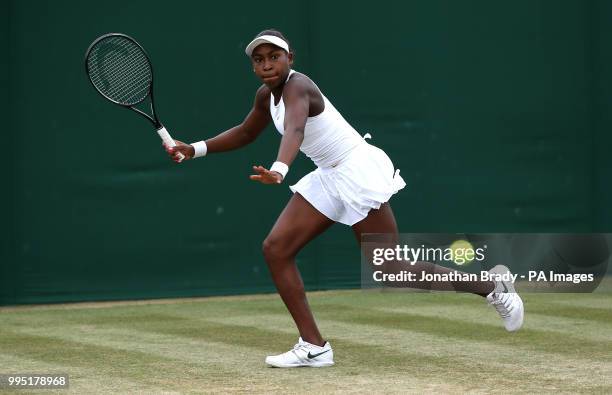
[275,78,309,167]
[250,77,309,184]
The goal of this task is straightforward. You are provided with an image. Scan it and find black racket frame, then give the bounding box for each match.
[84,33,162,128]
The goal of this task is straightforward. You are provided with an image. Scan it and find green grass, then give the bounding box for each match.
[1,290,611,394]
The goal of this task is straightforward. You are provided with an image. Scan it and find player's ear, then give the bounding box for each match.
[287,51,294,66]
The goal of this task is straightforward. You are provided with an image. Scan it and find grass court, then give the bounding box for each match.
[1,290,611,393]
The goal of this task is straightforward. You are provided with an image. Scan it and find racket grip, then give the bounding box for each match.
[157,126,185,162]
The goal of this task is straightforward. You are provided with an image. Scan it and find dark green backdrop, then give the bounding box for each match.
[2,0,611,305]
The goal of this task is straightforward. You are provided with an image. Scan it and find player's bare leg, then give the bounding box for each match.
[352,203,523,331]
[262,193,334,346]
[351,203,495,296]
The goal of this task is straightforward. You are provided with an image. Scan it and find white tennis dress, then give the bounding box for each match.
[270,70,406,225]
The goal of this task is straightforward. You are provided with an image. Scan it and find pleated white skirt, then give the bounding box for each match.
[289,141,406,226]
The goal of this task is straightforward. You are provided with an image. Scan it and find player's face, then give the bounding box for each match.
[251,44,293,88]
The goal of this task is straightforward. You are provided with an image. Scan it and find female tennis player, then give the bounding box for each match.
[165,29,524,368]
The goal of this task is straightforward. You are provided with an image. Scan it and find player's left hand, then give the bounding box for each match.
[250,165,283,184]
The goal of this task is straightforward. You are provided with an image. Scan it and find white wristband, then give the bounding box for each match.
[270,161,289,179]
[191,141,208,158]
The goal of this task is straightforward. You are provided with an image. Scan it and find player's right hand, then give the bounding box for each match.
[163,140,195,163]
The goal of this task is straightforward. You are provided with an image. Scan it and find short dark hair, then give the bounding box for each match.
[255,29,292,52]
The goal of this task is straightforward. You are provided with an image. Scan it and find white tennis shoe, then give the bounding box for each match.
[486,265,524,332]
[265,337,334,368]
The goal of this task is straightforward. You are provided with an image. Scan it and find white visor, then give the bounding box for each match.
[245,35,289,56]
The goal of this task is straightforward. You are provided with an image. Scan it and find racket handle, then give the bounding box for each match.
[157,126,185,162]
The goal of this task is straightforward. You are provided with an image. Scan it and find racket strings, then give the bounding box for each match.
[89,54,150,104]
[97,60,151,102]
[91,47,150,90]
[89,40,150,103]
[89,43,150,103]
[87,36,152,105]
[91,50,148,91]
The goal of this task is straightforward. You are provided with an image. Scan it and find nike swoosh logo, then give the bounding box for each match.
[307,349,330,359]
[501,281,509,293]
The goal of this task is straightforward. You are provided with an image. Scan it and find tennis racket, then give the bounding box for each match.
[84,33,185,161]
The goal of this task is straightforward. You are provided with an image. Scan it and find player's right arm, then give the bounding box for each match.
[166,85,271,161]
